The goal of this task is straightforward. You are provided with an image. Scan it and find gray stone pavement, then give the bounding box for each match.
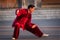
[0,26,60,40]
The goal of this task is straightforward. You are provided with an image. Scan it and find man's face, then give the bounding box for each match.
[29,7,35,13]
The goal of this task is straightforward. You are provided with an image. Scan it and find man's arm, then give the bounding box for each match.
[15,9,22,16]
[28,23,37,28]
[17,14,28,30]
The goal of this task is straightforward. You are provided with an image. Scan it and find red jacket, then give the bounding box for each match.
[12,9,35,30]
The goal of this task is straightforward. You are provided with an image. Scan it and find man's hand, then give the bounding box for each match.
[32,25,36,29]
[16,10,19,15]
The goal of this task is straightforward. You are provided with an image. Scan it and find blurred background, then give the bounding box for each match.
[0,0,60,40]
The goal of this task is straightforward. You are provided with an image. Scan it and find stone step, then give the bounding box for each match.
[0,27,60,35]
[0,8,60,21]
[0,19,60,27]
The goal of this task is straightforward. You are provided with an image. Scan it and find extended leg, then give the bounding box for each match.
[25,26,43,37]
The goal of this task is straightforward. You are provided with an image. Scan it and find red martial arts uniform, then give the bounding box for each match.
[12,9,43,39]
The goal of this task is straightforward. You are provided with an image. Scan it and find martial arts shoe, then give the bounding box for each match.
[12,38,17,40]
[42,34,49,37]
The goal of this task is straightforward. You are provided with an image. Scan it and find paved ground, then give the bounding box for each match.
[0,26,60,40]
[0,17,60,40]
[0,20,60,40]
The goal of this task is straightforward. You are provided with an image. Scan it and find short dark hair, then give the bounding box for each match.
[28,4,35,9]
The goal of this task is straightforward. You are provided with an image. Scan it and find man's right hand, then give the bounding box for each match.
[32,25,36,29]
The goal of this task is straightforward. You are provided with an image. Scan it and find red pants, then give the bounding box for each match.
[13,26,43,39]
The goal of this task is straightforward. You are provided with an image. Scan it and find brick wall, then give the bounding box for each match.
[42,0,60,5]
[0,0,17,8]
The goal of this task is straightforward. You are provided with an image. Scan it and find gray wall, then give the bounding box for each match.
[0,8,60,27]
[0,8,60,20]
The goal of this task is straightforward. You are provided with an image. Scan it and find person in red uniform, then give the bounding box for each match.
[12,5,49,40]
